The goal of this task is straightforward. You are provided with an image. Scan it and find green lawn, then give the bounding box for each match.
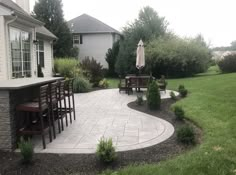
[106,68,236,175]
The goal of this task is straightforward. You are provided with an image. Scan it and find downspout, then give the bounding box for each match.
[5,12,17,79]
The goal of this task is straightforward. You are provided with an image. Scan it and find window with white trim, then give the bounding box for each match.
[73,34,83,44]
[36,40,44,67]
[10,27,31,78]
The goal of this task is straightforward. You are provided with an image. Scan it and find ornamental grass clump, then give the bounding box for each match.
[73,76,91,93]
[147,81,161,110]
[177,125,195,145]
[18,138,34,164]
[174,106,185,120]
[178,85,188,97]
[96,137,116,163]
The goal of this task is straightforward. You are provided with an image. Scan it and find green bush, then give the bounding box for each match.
[174,106,185,120]
[136,94,144,106]
[73,76,91,93]
[18,138,34,164]
[105,40,120,77]
[54,58,79,78]
[96,137,116,163]
[99,79,109,88]
[218,54,236,73]
[147,81,161,110]
[145,35,211,78]
[80,57,104,87]
[177,125,195,144]
[178,85,188,97]
[170,91,177,100]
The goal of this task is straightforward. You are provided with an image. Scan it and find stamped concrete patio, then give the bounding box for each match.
[33,89,177,154]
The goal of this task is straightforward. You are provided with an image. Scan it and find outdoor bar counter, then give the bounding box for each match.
[0,77,63,151]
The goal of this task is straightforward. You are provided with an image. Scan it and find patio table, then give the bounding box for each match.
[0,77,63,151]
[125,75,151,92]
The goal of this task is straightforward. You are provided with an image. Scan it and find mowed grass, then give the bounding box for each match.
[106,69,236,175]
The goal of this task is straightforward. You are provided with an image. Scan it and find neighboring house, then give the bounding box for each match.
[68,14,121,68]
[0,0,56,80]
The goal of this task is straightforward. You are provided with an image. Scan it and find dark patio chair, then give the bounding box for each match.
[16,84,52,149]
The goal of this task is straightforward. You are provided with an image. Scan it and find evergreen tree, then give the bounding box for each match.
[33,0,72,57]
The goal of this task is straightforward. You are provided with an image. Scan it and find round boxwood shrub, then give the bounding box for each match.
[96,137,116,163]
[177,125,195,144]
[174,106,185,120]
[170,91,177,100]
[146,81,161,110]
[73,76,91,93]
[178,85,188,97]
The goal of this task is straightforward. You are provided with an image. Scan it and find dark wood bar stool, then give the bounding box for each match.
[48,81,61,138]
[64,79,76,123]
[57,80,68,131]
[16,84,52,149]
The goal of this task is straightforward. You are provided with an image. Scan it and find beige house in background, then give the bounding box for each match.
[68,14,121,68]
[0,0,56,80]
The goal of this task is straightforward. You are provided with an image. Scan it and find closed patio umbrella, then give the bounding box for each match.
[136,39,145,72]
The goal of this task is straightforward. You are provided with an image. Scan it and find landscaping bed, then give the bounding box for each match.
[0,99,201,175]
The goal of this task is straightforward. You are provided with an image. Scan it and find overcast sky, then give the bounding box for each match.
[29,0,236,47]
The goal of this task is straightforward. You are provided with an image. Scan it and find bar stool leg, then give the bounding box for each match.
[64,98,68,127]
[56,103,61,133]
[68,96,72,124]
[72,93,76,120]
[59,100,64,131]
[39,112,46,149]
[47,109,52,142]
[50,104,56,139]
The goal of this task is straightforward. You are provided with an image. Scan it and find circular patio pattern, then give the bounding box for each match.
[33,89,177,154]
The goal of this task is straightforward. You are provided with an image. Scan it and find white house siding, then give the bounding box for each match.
[41,40,53,77]
[76,33,114,68]
[0,16,7,80]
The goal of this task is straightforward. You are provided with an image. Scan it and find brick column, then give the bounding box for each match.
[0,90,14,150]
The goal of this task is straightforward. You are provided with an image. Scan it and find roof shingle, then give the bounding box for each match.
[68,14,121,35]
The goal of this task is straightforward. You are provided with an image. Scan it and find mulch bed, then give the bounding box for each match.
[0,98,202,175]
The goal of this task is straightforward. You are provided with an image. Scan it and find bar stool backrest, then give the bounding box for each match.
[39,84,49,111]
[50,82,58,103]
[58,80,65,100]
[65,79,74,95]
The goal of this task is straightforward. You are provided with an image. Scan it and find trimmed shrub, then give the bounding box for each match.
[170,91,177,100]
[73,76,91,93]
[136,94,144,106]
[174,106,185,120]
[218,54,236,73]
[178,85,188,97]
[99,79,109,88]
[18,138,34,164]
[54,58,79,78]
[96,137,116,163]
[80,57,104,87]
[147,81,161,110]
[177,125,195,144]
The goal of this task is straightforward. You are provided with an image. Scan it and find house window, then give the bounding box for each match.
[73,35,80,44]
[73,34,83,44]
[10,28,31,78]
[36,40,44,67]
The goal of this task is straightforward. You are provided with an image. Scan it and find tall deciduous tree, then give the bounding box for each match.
[33,0,72,57]
[115,6,168,75]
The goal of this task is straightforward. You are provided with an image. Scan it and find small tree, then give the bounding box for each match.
[105,41,120,77]
[33,0,73,57]
[147,81,161,110]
